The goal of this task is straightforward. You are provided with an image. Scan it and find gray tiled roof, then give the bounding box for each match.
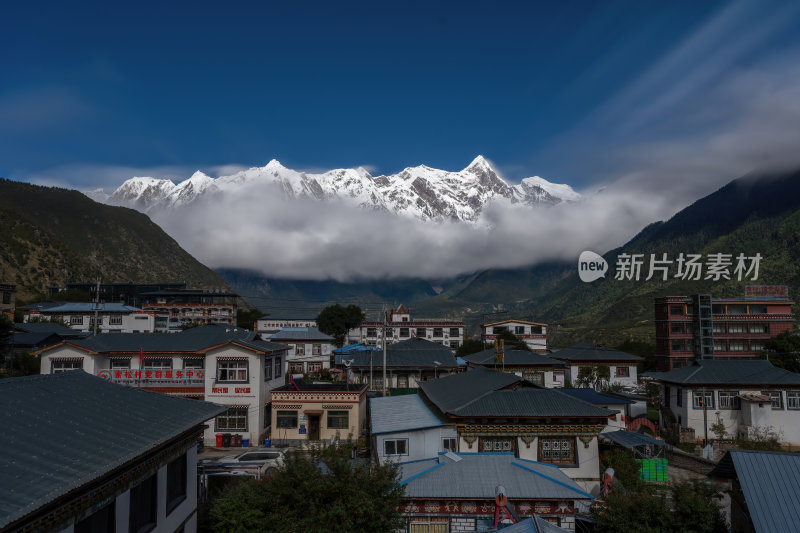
[269,327,333,341]
[558,388,633,405]
[453,389,614,418]
[709,450,800,533]
[419,367,523,413]
[600,430,670,450]
[36,325,287,354]
[653,360,800,386]
[14,322,85,336]
[500,517,569,533]
[35,302,142,313]
[370,395,447,435]
[0,371,226,529]
[550,345,643,362]
[399,453,592,500]
[419,368,612,418]
[348,338,458,369]
[463,349,566,367]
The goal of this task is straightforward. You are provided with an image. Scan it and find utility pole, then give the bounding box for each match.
[382,304,387,397]
[702,386,709,446]
[93,278,100,336]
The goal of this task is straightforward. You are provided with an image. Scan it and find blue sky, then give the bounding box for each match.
[5,0,800,193]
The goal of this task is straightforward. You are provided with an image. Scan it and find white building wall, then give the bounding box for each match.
[567,363,638,389]
[375,426,458,465]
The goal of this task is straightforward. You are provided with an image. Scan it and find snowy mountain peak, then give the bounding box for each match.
[107,157,582,222]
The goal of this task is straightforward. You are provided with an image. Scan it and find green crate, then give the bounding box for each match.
[637,458,668,482]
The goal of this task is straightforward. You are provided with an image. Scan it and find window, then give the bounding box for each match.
[183,359,203,371]
[538,437,576,465]
[384,438,408,455]
[615,367,630,377]
[449,328,460,337]
[714,341,726,352]
[729,341,747,352]
[449,341,460,349]
[443,438,457,452]
[295,344,305,355]
[385,329,393,337]
[217,360,248,382]
[416,327,427,337]
[289,362,304,374]
[693,390,714,409]
[274,356,282,378]
[312,344,322,355]
[327,410,349,429]
[1,292,9,304]
[433,327,443,338]
[751,342,766,352]
[749,323,768,333]
[110,358,131,370]
[676,387,682,407]
[166,453,187,515]
[367,327,377,337]
[514,326,525,335]
[788,391,800,410]
[400,328,410,337]
[277,410,297,428]
[216,407,248,431]
[671,341,687,352]
[109,316,123,325]
[129,474,157,533]
[481,437,514,452]
[728,324,746,334]
[75,502,115,533]
[143,358,172,371]
[719,390,741,410]
[762,390,783,409]
[307,362,322,373]
[492,326,507,334]
[51,360,82,373]
[671,323,685,334]
[70,316,84,325]
[264,357,273,380]
[523,371,544,386]
[712,324,726,334]
[669,305,684,316]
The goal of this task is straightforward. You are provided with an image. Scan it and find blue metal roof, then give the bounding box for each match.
[370,395,447,435]
[710,450,800,533]
[398,453,592,500]
[600,430,670,450]
[0,371,225,529]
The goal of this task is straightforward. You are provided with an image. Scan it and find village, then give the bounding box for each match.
[0,281,797,533]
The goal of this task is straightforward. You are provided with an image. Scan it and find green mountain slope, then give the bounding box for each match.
[0,179,230,301]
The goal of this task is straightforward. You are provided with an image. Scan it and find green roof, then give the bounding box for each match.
[0,371,226,529]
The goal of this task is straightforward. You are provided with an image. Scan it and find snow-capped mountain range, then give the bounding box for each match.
[101,156,581,222]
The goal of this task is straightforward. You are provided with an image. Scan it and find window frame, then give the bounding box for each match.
[216,360,248,383]
[449,327,460,337]
[143,358,173,371]
[51,360,82,373]
[718,390,741,410]
[276,410,298,428]
[166,453,187,515]
[327,410,349,429]
[274,355,282,378]
[442,438,457,452]
[692,390,715,409]
[615,366,630,378]
[74,502,115,533]
[762,390,784,410]
[383,438,408,456]
[128,473,157,533]
[538,436,577,467]
[416,327,427,337]
[264,356,273,381]
[787,391,800,410]
[399,328,410,337]
[215,407,248,431]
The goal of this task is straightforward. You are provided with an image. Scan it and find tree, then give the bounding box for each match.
[0,316,13,377]
[762,330,800,372]
[206,442,405,533]
[576,365,610,389]
[492,329,531,351]
[456,339,485,357]
[237,308,264,330]
[316,304,365,347]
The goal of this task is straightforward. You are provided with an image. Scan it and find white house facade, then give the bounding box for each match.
[481,319,548,353]
[25,302,156,333]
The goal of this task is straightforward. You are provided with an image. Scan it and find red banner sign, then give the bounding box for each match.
[745,285,788,297]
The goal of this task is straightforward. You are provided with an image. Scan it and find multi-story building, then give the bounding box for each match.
[34,325,288,446]
[0,283,15,320]
[481,319,548,353]
[24,302,156,333]
[350,305,464,350]
[266,327,335,375]
[550,343,642,390]
[139,289,238,331]
[255,313,320,332]
[462,348,566,387]
[50,281,188,307]
[0,371,224,533]
[655,294,794,370]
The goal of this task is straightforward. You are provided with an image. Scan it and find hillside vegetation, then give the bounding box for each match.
[0,179,230,301]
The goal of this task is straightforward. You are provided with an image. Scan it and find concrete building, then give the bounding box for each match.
[654,294,794,370]
[397,453,591,531]
[24,302,156,333]
[34,325,288,446]
[270,379,368,446]
[418,368,613,495]
[139,290,238,331]
[550,343,642,390]
[265,327,335,375]
[255,313,319,331]
[370,394,457,465]
[462,348,566,387]
[654,359,800,445]
[342,337,460,390]
[351,305,464,350]
[481,319,548,353]
[0,371,224,533]
[558,388,633,432]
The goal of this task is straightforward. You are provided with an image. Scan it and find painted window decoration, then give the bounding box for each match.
[615,366,630,377]
[539,437,576,465]
[481,437,514,452]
